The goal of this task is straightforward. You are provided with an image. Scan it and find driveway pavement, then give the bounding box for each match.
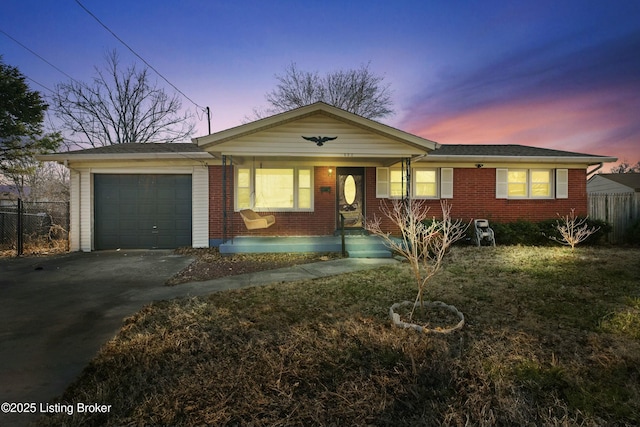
[0,250,193,426]
[0,250,397,426]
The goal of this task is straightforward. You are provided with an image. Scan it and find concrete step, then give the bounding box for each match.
[347,249,393,258]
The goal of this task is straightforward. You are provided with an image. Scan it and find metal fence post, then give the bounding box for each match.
[17,198,23,256]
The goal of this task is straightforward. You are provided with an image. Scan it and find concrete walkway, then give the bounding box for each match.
[0,251,397,426]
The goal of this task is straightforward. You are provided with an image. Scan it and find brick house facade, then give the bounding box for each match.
[41,102,616,252]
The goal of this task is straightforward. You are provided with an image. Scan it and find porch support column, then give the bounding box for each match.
[403,157,411,201]
[222,154,227,243]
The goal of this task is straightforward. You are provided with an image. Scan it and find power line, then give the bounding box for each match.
[0,28,78,83]
[74,0,206,112]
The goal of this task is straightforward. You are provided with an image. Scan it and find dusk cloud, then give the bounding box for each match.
[401,30,640,165]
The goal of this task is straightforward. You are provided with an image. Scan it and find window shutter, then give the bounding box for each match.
[496,168,508,199]
[556,169,568,199]
[376,167,389,198]
[440,168,453,199]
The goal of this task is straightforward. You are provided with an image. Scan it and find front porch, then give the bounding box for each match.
[219,235,394,258]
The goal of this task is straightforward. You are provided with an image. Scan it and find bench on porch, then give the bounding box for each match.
[239,209,276,230]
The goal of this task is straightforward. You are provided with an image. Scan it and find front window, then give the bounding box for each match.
[531,170,552,197]
[298,169,312,209]
[236,167,313,211]
[255,169,294,208]
[502,169,553,199]
[390,169,407,198]
[414,169,438,198]
[508,170,528,197]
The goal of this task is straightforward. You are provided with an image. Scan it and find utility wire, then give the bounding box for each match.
[0,28,78,83]
[74,0,206,112]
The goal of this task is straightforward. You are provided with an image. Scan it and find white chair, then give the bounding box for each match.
[474,219,495,246]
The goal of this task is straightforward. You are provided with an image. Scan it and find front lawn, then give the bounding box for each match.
[40,246,640,426]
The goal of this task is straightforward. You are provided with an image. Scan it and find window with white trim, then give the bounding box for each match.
[496,168,565,199]
[236,167,314,211]
[389,169,407,198]
[376,167,453,199]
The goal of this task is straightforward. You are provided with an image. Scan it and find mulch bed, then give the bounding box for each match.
[166,247,341,285]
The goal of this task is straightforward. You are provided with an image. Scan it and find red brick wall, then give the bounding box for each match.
[210,166,588,240]
[209,166,337,240]
[365,167,588,231]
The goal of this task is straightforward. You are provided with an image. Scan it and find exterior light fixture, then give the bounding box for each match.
[328,168,333,176]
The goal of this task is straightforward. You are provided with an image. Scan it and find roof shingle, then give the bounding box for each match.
[430,144,605,158]
[62,143,206,155]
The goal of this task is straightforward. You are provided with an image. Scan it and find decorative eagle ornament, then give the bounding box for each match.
[302,136,338,146]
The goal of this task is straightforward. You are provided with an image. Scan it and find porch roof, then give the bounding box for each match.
[192,102,439,161]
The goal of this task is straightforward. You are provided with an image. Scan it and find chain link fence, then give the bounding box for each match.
[0,200,69,256]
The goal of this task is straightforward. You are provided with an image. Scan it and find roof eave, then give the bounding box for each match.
[421,155,618,164]
[36,152,215,162]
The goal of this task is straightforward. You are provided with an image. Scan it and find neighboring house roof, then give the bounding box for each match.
[193,102,439,158]
[0,184,30,199]
[38,142,214,162]
[425,144,616,165]
[587,173,640,193]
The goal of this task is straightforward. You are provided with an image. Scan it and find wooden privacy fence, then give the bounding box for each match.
[588,193,640,243]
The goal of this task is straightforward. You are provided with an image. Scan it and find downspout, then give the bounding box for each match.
[587,162,604,177]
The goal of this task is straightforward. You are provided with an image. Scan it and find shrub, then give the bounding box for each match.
[626,219,640,245]
[490,218,611,246]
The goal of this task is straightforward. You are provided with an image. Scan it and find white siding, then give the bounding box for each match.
[79,169,92,252]
[587,175,635,194]
[192,166,209,248]
[69,170,81,251]
[214,115,427,157]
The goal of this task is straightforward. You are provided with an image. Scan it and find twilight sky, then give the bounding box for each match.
[1,1,639,169]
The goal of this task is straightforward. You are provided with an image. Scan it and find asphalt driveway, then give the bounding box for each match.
[0,250,193,426]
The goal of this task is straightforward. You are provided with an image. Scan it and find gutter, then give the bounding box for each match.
[587,162,604,177]
[419,155,618,165]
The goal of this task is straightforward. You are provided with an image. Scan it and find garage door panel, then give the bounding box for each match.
[95,174,192,250]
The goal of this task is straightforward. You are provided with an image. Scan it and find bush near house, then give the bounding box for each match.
[626,219,640,245]
[482,218,611,246]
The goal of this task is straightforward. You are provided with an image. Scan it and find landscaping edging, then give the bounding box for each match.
[390,300,465,334]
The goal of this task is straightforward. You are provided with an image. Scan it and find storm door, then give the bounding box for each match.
[337,167,365,229]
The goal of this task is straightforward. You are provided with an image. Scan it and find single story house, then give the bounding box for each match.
[587,173,640,194]
[40,102,617,252]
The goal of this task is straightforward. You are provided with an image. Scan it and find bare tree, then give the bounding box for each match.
[53,51,195,148]
[258,62,394,119]
[366,200,468,323]
[548,209,600,250]
[610,160,640,173]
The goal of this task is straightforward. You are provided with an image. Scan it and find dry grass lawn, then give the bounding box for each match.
[39,246,640,426]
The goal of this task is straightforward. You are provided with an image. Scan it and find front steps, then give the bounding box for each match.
[219,235,393,258]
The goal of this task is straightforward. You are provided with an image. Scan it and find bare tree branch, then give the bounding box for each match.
[366,199,469,320]
[548,209,600,250]
[53,51,195,147]
[258,62,394,119]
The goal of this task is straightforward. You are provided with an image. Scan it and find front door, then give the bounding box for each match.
[337,167,365,229]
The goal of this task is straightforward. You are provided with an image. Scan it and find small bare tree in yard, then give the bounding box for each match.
[367,199,469,331]
[548,209,600,250]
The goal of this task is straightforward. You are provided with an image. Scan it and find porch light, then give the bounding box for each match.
[328,168,333,177]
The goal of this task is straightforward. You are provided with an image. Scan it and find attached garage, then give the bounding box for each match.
[37,143,213,252]
[94,174,192,249]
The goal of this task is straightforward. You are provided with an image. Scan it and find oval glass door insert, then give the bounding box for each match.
[344,175,357,205]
